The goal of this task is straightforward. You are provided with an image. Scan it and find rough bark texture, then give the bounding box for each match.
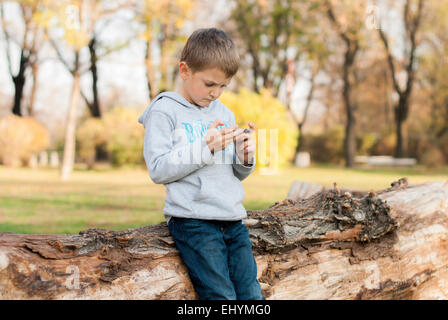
[1,179,448,300]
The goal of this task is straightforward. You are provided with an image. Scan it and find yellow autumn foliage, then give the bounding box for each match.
[0,115,50,167]
[220,88,298,173]
[103,107,145,167]
[77,106,146,167]
[76,117,106,168]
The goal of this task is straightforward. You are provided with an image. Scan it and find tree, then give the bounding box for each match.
[421,1,448,135]
[286,43,329,163]
[79,1,132,118]
[291,59,318,159]
[134,0,193,100]
[45,0,91,180]
[378,0,424,158]
[1,180,448,299]
[229,0,318,97]
[324,0,364,167]
[414,0,448,163]
[0,0,46,117]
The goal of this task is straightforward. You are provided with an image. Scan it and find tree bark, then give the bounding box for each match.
[293,68,315,163]
[325,1,360,168]
[28,63,39,117]
[60,64,81,181]
[87,37,101,118]
[11,51,29,117]
[145,38,158,100]
[1,179,447,299]
[342,48,357,168]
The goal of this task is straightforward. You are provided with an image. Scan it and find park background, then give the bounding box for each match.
[1,0,448,234]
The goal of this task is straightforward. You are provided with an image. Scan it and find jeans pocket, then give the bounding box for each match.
[167,218,176,236]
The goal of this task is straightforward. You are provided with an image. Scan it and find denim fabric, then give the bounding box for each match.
[168,217,265,300]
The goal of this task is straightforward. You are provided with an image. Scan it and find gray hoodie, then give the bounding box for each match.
[138,92,256,223]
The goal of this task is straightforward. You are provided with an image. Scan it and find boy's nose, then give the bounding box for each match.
[210,88,222,99]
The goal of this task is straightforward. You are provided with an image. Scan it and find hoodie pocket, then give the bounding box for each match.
[192,174,245,216]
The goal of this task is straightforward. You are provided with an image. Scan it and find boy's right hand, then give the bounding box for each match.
[205,119,238,154]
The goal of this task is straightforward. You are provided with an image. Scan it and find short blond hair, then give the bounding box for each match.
[180,28,240,78]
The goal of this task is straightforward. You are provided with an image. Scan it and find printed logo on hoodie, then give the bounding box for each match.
[181,119,234,151]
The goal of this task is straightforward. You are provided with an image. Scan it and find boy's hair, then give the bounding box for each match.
[180,28,240,78]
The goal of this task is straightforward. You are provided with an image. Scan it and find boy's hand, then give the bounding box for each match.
[234,122,256,166]
[205,119,238,154]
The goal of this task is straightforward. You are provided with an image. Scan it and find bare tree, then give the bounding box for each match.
[45,0,90,180]
[230,0,317,97]
[378,0,424,158]
[134,0,193,100]
[80,1,132,118]
[324,0,363,168]
[0,0,44,116]
[291,62,318,160]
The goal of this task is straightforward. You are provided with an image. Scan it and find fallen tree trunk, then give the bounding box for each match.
[1,179,447,299]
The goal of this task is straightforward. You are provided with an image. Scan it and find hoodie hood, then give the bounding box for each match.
[138,91,217,128]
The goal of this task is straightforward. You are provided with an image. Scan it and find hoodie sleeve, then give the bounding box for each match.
[233,151,256,181]
[143,110,215,184]
[230,113,256,181]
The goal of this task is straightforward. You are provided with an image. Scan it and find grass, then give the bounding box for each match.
[1,163,447,234]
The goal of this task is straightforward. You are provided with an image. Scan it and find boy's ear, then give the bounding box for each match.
[179,61,191,80]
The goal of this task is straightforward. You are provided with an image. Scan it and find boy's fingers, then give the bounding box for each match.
[224,126,238,134]
[235,133,250,143]
[234,128,245,136]
[225,134,237,144]
[220,128,238,140]
[232,129,244,142]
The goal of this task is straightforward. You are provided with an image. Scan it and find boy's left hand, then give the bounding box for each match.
[234,122,256,166]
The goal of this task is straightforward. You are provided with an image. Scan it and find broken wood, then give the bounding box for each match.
[1,178,448,299]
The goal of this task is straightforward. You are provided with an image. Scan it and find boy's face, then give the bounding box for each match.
[179,62,232,107]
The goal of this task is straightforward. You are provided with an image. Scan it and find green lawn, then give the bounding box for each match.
[1,164,447,234]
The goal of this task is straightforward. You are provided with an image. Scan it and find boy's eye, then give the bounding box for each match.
[205,82,227,88]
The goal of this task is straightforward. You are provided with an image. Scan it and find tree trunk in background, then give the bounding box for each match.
[340,36,359,168]
[158,24,174,93]
[1,180,448,299]
[60,64,81,181]
[395,102,405,158]
[88,37,101,118]
[294,122,304,161]
[293,69,315,163]
[1,2,35,118]
[326,2,360,168]
[343,82,356,167]
[378,0,423,158]
[28,63,39,117]
[11,51,29,117]
[145,39,158,100]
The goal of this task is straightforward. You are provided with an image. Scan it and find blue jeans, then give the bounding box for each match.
[168,217,265,300]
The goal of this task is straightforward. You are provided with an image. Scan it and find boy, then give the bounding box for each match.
[138,28,264,300]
